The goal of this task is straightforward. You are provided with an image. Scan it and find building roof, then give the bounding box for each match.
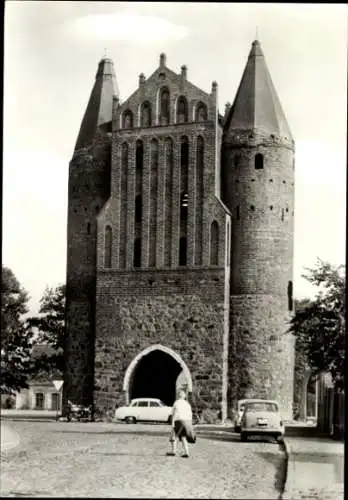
[31,344,60,359]
[30,344,63,383]
[74,58,119,151]
[224,40,293,140]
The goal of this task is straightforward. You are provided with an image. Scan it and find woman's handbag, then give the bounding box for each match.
[186,422,196,444]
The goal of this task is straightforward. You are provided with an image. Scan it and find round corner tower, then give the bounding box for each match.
[64,58,118,409]
[222,40,295,419]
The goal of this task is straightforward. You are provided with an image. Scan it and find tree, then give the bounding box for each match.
[1,266,32,394]
[290,259,345,389]
[26,284,66,375]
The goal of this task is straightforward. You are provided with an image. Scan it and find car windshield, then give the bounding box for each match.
[245,402,278,413]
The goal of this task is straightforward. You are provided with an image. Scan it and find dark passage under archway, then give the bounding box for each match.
[129,350,183,406]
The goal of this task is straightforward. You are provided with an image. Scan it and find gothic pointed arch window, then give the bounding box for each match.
[195,135,204,265]
[164,137,174,267]
[195,102,207,122]
[149,138,159,267]
[104,225,112,268]
[141,101,152,127]
[177,96,188,123]
[160,87,170,125]
[210,221,219,265]
[123,110,133,129]
[179,136,189,266]
[255,153,264,170]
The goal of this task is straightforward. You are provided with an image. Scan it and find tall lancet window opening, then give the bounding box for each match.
[133,238,141,268]
[177,96,188,123]
[160,88,170,125]
[195,136,204,265]
[210,221,219,266]
[135,195,142,224]
[255,153,264,170]
[104,225,112,268]
[149,139,158,267]
[179,237,187,266]
[179,136,189,266]
[141,101,152,127]
[134,140,143,267]
[164,138,173,267]
[119,142,129,269]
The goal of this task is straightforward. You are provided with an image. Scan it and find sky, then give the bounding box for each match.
[3,2,347,315]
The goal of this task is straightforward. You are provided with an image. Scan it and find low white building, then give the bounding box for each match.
[1,344,63,411]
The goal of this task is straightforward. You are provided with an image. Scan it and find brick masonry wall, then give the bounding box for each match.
[64,134,111,407]
[229,294,295,420]
[94,268,227,416]
[222,130,295,419]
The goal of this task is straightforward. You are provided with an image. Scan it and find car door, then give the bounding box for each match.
[149,400,162,422]
[136,400,149,421]
[128,400,138,419]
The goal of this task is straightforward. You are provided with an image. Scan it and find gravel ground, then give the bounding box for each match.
[1,421,286,498]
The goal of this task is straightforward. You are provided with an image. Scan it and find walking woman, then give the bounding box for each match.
[167,389,194,458]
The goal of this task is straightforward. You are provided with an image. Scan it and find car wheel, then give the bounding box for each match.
[240,432,248,442]
[125,416,136,424]
[167,415,172,425]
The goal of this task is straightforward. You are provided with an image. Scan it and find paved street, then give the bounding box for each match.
[1,421,286,498]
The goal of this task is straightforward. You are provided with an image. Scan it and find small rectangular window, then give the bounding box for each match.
[35,393,44,409]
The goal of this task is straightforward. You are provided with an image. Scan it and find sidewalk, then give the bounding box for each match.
[283,436,344,500]
[1,409,58,421]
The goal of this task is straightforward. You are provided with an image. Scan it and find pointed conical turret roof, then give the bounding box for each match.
[224,40,293,140]
[74,58,119,151]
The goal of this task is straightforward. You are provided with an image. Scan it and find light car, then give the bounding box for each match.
[233,399,263,432]
[114,398,173,424]
[240,400,285,442]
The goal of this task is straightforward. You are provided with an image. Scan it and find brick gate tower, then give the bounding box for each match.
[222,40,295,418]
[64,40,295,420]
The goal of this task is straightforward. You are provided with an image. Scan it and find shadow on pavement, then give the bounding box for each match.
[197,432,280,444]
[4,492,52,497]
[255,451,287,495]
[90,451,162,457]
[49,429,170,437]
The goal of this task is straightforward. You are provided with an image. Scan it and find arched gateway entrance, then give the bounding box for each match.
[123,345,193,406]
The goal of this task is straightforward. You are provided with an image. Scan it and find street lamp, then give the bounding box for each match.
[53,379,64,421]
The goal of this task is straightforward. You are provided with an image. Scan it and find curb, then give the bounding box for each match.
[1,416,57,422]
